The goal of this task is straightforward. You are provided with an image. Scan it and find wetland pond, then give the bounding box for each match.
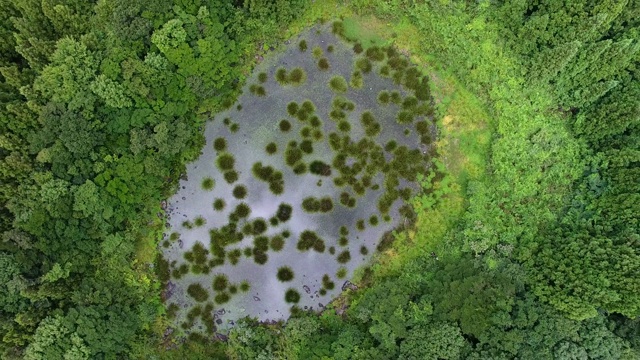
[159,22,437,335]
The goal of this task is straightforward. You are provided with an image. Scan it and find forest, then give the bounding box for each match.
[0,0,637,359]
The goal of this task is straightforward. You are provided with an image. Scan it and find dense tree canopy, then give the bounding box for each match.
[0,0,637,358]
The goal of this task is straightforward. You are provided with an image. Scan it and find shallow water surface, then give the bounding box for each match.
[161,23,436,334]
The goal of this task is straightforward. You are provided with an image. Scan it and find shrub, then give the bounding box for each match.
[298,39,307,52]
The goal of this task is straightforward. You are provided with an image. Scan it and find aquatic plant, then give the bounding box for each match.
[265,142,277,155]
[187,283,209,302]
[390,91,402,104]
[361,111,381,137]
[270,235,285,251]
[287,102,299,116]
[232,185,247,199]
[292,162,307,174]
[301,100,315,113]
[329,75,348,93]
[355,58,372,74]
[285,146,303,167]
[227,249,242,265]
[276,203,293,222]
[397,110,414,124]
[211,200,226,215]
[284,288,301,303]
[223,170,238,184]
[296,109,309,122]
[277,266,295,282]
[309,160,332,176]
[194,216,206,227]
[212,274,229,291]
[214,292,230,304]
[319,197,334,212]
[287,67,306,85]
[338,120,351,132]
[377,91,390,105]
[275,68,288,84]
[252,218,267,235]
[402,96,418,110]
[312,46,322,58]
[365,46,385,62]
[350,71,363,89]
[234,203,251,218]
[301,197,320,213]
[379,65,390,77]
[415,77,431,101]
[297,230,325,252]
[322,275,335,290]
[403,68,421,90]
[253,251,268,265]
[254,236,269,252]
[216,152,235,171]
[332,20,345,36]
[309,116,322,128]
[279,119,292,132]
[337,250,351,264]
[213,137,226,151]
[318,58,329,70]
[201,177,215,191]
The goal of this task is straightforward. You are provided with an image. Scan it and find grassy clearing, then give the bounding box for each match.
[341,14,493,277]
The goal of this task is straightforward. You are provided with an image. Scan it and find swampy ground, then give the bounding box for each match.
[159,21,438,334]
